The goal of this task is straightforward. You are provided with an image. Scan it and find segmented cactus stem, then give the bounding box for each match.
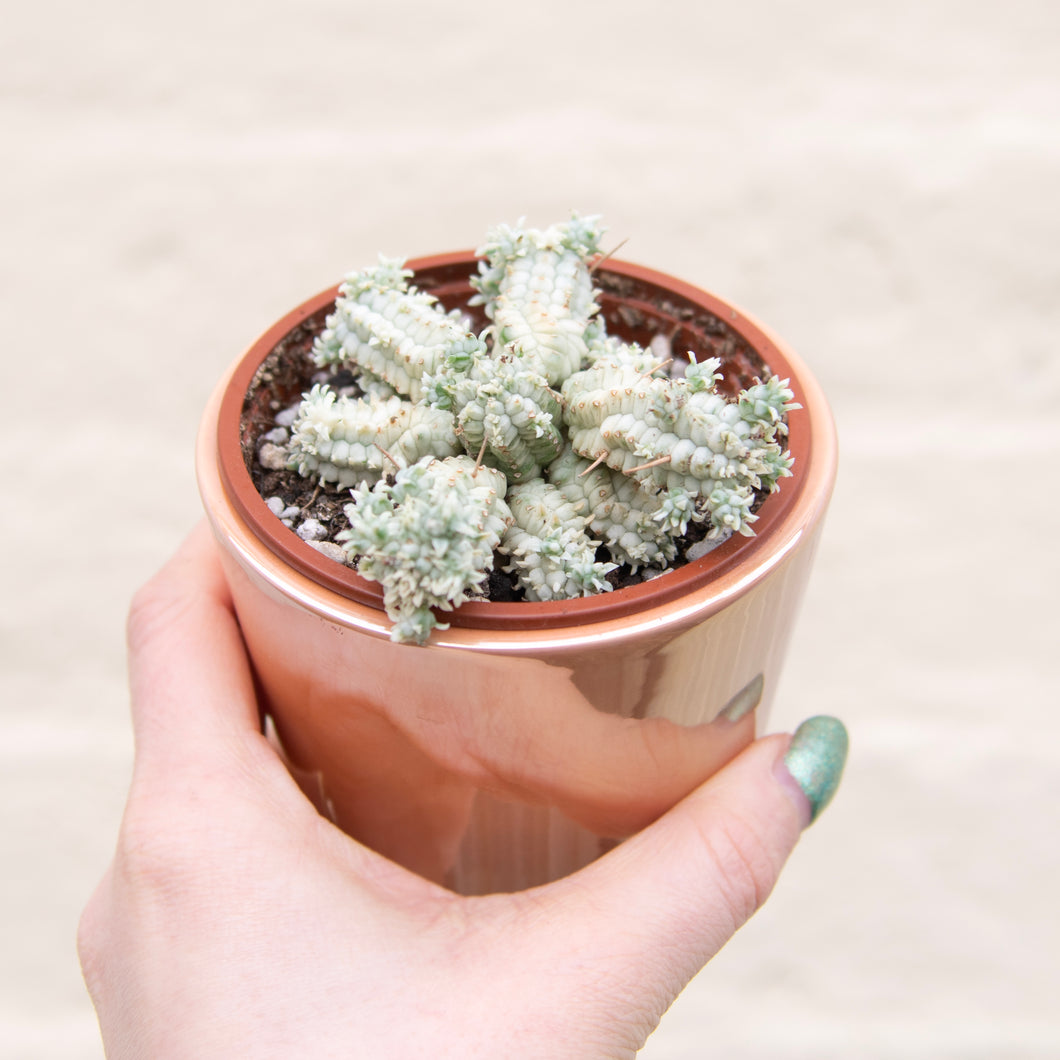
[338,457,512,644]
[314,257,486,401]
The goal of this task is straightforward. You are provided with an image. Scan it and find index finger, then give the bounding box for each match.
[126,522,262,771]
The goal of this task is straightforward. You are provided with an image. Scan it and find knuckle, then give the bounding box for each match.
[125,576,184,656]
[115,812,187,894]
[112,792,214,911]
[689,810,781,929]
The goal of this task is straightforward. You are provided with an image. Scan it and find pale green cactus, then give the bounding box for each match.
[314,257,487,402]
[266,215,799,643]
[583,333,655,367]
[471,212,605,386]
[562,351,670,459]
[502,480,616,601]
[424,349,565,483]
[546,448,679,570]
[337,456,512,644]
[562,351,798,538]
[287,384,460,488]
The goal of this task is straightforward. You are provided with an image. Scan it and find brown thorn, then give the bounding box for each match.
[589,237,630,274]
[635,358,673,384]
[375,445,402,471]
[473,437,489,471]
[578,451,608,477]
[626,454,672,474]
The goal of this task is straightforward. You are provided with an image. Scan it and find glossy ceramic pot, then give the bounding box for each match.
[196,253,837,894]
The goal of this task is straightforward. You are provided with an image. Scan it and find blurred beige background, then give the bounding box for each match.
[2,1,1058,1056]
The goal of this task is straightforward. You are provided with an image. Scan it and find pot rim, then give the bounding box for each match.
[198,253,836,647]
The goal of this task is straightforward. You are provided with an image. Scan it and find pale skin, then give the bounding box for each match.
[78,524,813,1059]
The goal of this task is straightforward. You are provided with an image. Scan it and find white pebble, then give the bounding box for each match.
[280,505,301,520]
[296,518,328,542]
[262,426,289,445]
[274,405,301,427]
[650,333,673,361]
[639,566,671,581]
[306,540,347,563]
[687,532,730,562]
[265,496,285,516]
[258,443,289,470]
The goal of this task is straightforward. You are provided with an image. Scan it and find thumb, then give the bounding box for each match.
[547,717,848,1006]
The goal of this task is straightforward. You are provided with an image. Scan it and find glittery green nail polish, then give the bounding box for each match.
[783,716,849,824]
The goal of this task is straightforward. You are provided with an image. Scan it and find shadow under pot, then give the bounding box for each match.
[196,252,837,895]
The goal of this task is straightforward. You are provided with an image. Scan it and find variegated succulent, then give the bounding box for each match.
[274,213,799,643]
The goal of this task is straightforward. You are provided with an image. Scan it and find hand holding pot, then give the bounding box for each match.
[200,254,839,890]
[78,525,847,1059]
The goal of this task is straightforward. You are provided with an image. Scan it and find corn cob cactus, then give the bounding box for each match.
[287,384,460,488]
[545,448,680,570]
[502,480,616,601]
[313,257,487,402]
[268,215,798,643]
[563,351,798,538]
[471,213,605,385]
[337,456,512,644]
[424,350,565,483]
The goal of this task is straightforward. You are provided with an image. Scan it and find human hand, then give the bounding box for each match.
[78,525,847,1059]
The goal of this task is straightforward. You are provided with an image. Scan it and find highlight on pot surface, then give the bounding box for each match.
[255,213,800,643]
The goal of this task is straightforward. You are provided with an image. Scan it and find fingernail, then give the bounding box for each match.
[782,716,849,825]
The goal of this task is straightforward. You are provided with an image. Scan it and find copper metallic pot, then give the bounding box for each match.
[196,253,837,894]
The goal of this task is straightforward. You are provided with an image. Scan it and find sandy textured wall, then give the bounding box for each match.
[2,1,1058,1056]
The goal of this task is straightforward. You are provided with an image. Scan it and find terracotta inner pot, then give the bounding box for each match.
[216,253,814,630]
